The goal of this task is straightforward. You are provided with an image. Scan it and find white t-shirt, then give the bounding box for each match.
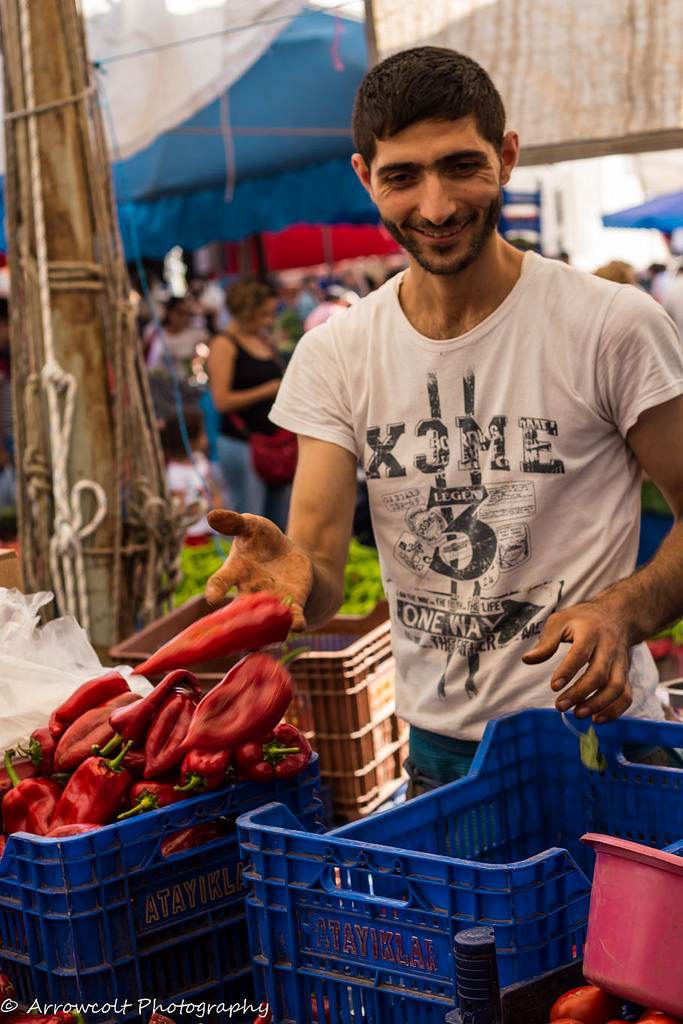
[146,324,210,379]
[663,275,683,341]
[271,252,683,740]
[166,452,212,538]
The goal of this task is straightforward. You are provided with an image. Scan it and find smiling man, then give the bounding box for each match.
[205,47,683,793]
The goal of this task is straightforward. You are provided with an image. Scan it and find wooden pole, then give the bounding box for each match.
[1,0,120,658]
[363,0,380,67]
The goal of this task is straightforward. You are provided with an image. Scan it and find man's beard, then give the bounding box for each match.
[381,190,503,276]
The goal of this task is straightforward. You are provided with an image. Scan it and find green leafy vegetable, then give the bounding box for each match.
[340,538,384,615]
[580,726,607,772]
[173,541,230,607]
[172,536,385,617]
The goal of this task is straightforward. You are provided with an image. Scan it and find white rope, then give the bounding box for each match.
[49,477,108,625]
[18,0,107,635]
[2,82,96,120]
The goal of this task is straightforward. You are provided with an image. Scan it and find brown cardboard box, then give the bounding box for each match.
[0,548,23,591]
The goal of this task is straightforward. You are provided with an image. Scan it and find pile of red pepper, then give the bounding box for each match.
[0,591,312,846]
[0,969,82,1023]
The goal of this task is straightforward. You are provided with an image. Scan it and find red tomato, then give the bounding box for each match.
[250,1009,272,1024]
[547,1019,585,1023]
[638,1013,683,1023]
[310,995,330,1023]
[550,985,623,1024]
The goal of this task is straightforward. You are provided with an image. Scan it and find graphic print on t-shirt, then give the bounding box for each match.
[366,369,565,700]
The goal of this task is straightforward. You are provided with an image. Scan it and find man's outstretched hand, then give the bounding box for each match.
[205,510,313,631]
[521,598,634,724]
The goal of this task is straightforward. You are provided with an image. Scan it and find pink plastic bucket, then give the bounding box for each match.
[581,833,683,1016]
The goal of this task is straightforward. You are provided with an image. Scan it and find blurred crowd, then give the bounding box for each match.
[131,259,394,543]
[590,258,683,338]
[1,250,683,547]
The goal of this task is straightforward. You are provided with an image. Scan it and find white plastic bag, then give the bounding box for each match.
[0,587,151,751]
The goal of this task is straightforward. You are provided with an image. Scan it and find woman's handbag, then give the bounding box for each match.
[231,415,298,487]
[248,427,298,487]
[224,331,296,487]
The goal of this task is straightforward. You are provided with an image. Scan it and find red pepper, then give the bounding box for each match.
[18,725,57,776]
[1,749,63,835]
[251,1009,272,1024]
[310,995,331,1024]
[4,1016,79,1023]
[49,742,134,830]
[0,971,16,1002]
[143,688,200,779]
[122,744,147,780]
[0,834,6,858]
[182,652,294,752]
[131,591,293,677]
[46,823,102,838]
[118,778,186,818]
[233,722,312,782]
[109,669,202,748]
[48,670,130,737]
[160,819,232,857]
[53,691,141,773]
[0,755,38,801]
[174,746,233,794]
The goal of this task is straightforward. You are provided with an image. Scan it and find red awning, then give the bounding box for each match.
[224,223,402,274]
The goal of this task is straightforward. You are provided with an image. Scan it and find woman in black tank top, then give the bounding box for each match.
[207,276,291,530]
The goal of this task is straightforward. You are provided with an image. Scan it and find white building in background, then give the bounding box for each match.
[510,152,678,273]
[315,0,683,275]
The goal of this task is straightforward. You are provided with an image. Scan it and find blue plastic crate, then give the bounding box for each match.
[236,710,683,1024]
[0,755,323,1024]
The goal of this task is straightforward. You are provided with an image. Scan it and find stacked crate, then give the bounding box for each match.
[285,605,408,821]
[0,758,322,1024]
[236,709,683,1024]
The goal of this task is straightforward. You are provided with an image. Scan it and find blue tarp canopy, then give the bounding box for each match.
[602,190,683,232]
[1,9,376,259]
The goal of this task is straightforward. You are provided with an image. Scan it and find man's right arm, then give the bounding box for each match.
[287,434,359,628]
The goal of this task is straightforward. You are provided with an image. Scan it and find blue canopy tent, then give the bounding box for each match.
[602,189,683,232]
[0,9,377,260]
[0,6,546,265]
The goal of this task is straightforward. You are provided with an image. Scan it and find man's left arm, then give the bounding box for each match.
[523,394,683,723]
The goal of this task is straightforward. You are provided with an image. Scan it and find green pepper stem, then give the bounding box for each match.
[26,736,43,769]
[17,739,44,772]
[173,772,206,793]
[104,740,133,773]
[92,732,122,758]
[281,646,310,666]
[117,793,159,819]
[117,806,143,820]
[3,749,20,789]
[261,741,300,765]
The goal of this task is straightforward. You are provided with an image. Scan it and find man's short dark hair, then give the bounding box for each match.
[351,46,506,167]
